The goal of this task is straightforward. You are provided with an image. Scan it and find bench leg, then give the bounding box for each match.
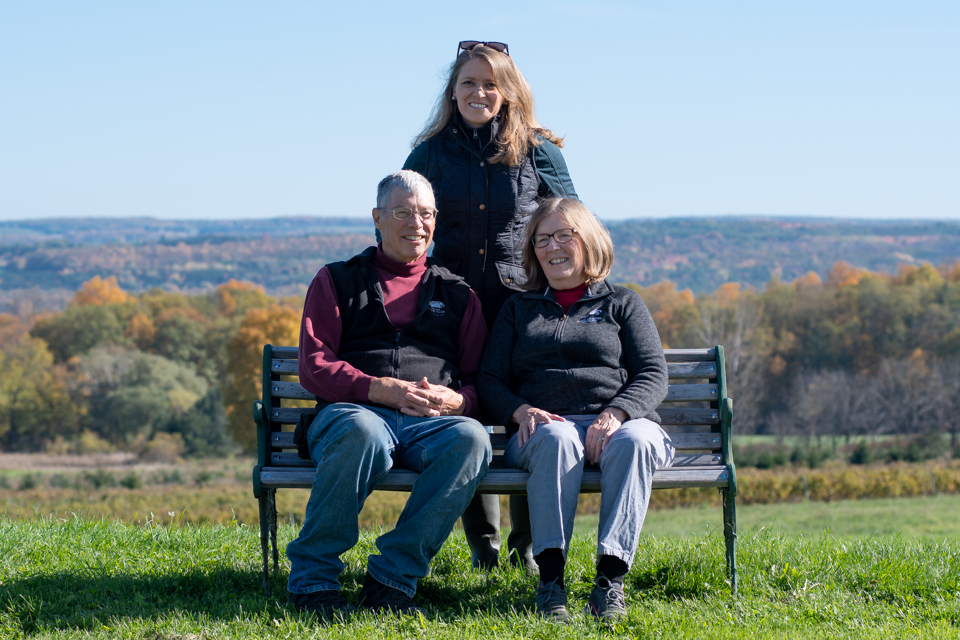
[259,492,271,596]
[722,488,738,596]
[268,489,280,573]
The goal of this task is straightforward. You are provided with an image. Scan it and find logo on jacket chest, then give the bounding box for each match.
[579,308,603,323]
[428,300,446,316]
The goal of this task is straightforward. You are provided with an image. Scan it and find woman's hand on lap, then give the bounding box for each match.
[586,408,628,464]
[513,404,563,448]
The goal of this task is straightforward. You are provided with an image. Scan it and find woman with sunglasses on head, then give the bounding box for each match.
[403,40,578,574]
[477,198,674,622]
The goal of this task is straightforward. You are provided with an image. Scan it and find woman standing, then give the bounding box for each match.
[477,198,675,622]
[404,41,578,570]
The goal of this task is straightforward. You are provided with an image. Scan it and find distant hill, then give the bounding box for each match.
[2,216,959,314]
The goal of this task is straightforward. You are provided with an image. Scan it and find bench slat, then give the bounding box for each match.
[270,359,720,380]
[267,451,723,468]
[269,380,719,403]
[268,347,716,363]
[268,431,723,451]
[663,384,718,402]
[266,406,721,427]
[259,466,730,493]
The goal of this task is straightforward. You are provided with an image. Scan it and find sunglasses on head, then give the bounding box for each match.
[457,40,510,59]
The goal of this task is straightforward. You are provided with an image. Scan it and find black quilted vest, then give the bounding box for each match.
[325,247,470,396]
[416,118,540,300]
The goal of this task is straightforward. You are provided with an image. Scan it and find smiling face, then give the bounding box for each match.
[454,58,504,129]
[372,186,436,264]
[533,211,586,290]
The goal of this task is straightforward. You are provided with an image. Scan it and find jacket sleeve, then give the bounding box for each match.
[605,289,669,420]
[453,290,488,419]
[477,298,529,427]
[402,143,429,176]
[535,140,578,199]
[297,268,375,403]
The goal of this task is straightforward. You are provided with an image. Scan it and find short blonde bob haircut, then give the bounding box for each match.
[521,198,614,291]
[414,45,563,167]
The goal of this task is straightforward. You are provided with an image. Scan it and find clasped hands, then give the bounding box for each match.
[512,404,629,464]
[368,376,465,417]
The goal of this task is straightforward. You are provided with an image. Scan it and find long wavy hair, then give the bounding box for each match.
[413,45,564,166]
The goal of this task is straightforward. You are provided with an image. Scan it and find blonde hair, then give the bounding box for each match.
[414,46,563,166]
[521,198,614,291]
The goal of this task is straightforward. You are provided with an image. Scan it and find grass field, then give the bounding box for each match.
[577,494,960,539]
[2,509,960,638]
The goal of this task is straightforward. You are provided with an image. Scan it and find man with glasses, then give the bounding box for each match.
[287,170,492,618]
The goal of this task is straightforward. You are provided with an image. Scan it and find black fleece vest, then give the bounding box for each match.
[420,120,540,297]
[326,247,470,392]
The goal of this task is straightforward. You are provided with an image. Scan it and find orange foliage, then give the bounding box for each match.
[223,304,301,451]
[71,276,132,306]
[217,280,266,316]
[626,281,695,349]
[0,314,29,349]
[155,306,208,325]
[826,261,865,288]
[791,271,822,291]
[716,282,741,304]
[941,260,960,282]
[126,312,156,344]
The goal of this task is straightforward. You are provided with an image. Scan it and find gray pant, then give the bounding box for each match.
[504,416,675,566]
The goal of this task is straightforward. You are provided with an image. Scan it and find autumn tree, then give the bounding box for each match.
[71,275,132,306]
[0,335,77,451]
[222,303,301,451]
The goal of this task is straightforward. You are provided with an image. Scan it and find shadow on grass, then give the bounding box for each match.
[1,568,291,632]
[2,559,723,632]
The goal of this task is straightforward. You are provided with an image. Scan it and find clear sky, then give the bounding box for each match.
[1,1,957,222]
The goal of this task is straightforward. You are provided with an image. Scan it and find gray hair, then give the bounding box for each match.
[376,170,434,209]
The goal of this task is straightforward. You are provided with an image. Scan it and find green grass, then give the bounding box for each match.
[2,516,960,638]
[576,494,960,540]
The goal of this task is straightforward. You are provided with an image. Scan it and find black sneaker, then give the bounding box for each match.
[534,579,570,623]
[585,576,627,622]
[357,573,424,615]
[289,590,354,621]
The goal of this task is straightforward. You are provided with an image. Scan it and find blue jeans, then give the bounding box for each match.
[286,403,491,597]
[504,415,674,567]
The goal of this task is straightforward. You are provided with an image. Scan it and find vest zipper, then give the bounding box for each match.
[554,310,584,413]
[393,331,401,377]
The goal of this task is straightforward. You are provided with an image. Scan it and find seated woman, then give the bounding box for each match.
[477,197,675,622]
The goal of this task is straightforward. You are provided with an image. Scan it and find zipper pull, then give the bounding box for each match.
[473,128,478,139]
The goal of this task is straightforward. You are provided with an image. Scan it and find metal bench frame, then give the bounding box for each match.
[252,344,738,595]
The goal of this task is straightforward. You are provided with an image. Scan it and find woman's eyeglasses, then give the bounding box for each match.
[457,41,509,58]
[531,228,577,248]
[379,207,437,221]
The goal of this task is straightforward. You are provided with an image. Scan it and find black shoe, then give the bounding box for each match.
[357,573,424,615]
[289,590,354,621]
[585,576,626,622]
[535,579,570,623]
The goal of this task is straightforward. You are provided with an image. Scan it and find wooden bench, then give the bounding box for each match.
[252,344,738,595]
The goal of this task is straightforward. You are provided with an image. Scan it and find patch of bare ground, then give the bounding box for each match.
[0,452,144,471]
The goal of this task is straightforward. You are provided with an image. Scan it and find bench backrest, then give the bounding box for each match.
[252,345,734,496]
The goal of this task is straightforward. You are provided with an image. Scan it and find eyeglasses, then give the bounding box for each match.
[457,40,510,58]
[531,228,577,248]
[379,207,437,221]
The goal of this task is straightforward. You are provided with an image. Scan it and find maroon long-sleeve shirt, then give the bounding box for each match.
[297,246,489,419]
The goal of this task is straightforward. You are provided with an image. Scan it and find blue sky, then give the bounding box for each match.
[1,1,957,221]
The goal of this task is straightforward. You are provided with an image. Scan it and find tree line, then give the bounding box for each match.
[633,260,960,447]
[2,259,959,457]
[0,276,299,456]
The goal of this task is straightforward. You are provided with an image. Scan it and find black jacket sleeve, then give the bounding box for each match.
[477,297,528,427]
